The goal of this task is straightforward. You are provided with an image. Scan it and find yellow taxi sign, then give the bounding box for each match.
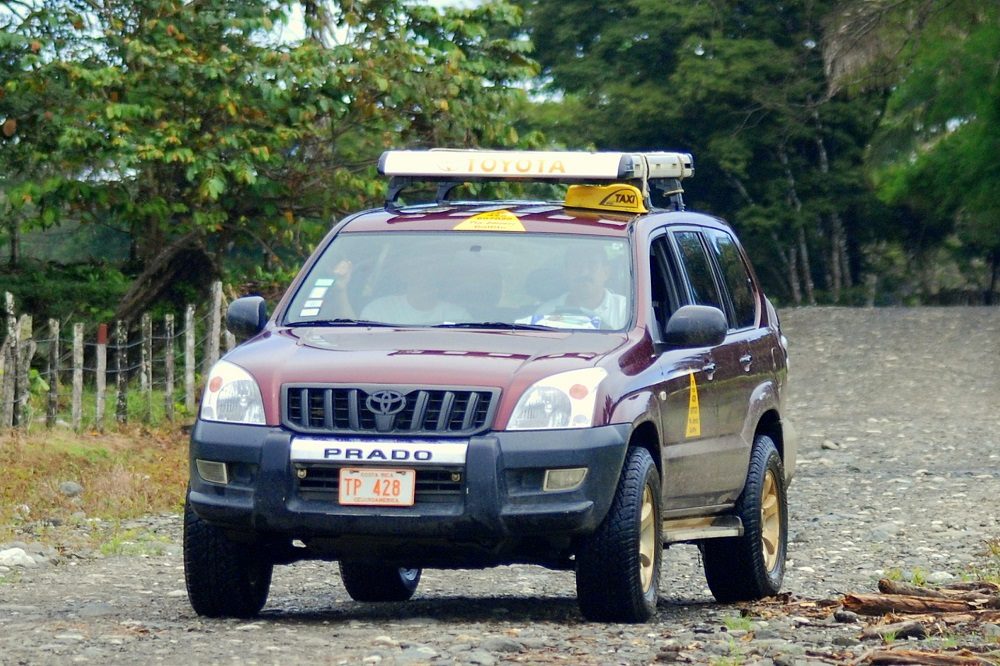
[454,209,525,232]
[565,184,648,214]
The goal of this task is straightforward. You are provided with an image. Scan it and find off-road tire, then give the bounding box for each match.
[701,434,787,602]
[576,446,662,623]
[183,498,273,618]
[339,562,421,602]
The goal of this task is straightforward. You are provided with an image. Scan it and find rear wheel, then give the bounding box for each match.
[701,434,787,602]
[339,562,421,602]
[576,446,661,622]
[183,498,273,618]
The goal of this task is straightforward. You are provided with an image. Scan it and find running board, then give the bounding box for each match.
[662,515,743,544]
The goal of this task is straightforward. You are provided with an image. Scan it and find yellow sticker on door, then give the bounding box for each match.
[685,372,701,438]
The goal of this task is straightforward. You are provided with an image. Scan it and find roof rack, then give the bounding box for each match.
[377,149,694,211]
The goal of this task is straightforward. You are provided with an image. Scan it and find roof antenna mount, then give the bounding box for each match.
[653,178,685,211]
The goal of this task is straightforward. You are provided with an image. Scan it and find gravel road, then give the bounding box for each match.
[2,307,999,665]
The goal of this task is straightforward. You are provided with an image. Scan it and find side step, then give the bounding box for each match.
[662,515,743,544]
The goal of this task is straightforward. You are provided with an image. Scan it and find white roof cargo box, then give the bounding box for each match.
[378,149,694,183]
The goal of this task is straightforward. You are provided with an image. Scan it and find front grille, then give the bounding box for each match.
[295,465,464,505]
[282,385,498,436]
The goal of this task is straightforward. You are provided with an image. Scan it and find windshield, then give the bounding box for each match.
[284,231,633,331]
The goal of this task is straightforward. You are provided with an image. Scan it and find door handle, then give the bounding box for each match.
[703,362,717,377]
[739,353,753,369]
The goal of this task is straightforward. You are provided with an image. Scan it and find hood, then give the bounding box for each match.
[224,326,629,425]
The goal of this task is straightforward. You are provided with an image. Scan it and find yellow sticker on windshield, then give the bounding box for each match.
[454,210,525,232]
[685,372,701,438]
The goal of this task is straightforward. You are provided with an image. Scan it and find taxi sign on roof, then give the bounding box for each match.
[378,149,693,183]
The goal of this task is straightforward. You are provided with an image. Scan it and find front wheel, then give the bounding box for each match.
[339,562,421,602]
[701,434,787,602]
[576,446,662,622]
[183,498,273,618]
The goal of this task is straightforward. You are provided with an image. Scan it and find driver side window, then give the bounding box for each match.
[649,237,682,330]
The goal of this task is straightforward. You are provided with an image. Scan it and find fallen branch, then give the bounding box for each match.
[843,593,986,616]
[880,610,1000,626]
[862,648,996,665]
[878,579,950,598]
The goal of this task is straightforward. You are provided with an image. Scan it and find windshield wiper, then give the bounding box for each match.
[434,321,554,331]
[285,318,394,328]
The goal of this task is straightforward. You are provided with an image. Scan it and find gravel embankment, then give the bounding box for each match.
[1,307,998,665]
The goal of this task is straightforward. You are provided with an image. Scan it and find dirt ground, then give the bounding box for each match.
[1,307,999,665]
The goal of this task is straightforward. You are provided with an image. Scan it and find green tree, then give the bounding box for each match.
[827,1,1000,302]
[515,1,897,304]
[1,0,534,317]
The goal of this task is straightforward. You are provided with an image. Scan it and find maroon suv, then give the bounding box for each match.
[184,150,796,623]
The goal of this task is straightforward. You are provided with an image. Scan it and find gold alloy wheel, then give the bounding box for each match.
[760,469,781,572]
[639,485,655,591]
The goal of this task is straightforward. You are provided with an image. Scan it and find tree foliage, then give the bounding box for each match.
[858,2,1000,300]
[0,0,535,318]
[514,0,886,304]
[515,0,998,304]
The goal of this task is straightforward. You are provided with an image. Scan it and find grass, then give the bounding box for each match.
[16,384,197,434]
[98,526,174,556]
[722,615,753,632]
[977,538,1000,585]
[709,638,746,666]
[883,566,927,585]
[0,425,188,545]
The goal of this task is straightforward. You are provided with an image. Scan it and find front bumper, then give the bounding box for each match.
[188,421,630,546]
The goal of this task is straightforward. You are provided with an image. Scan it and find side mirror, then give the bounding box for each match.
[662,305,727,348]
[226,296,268,340]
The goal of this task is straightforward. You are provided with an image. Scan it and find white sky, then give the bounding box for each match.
[279,1,482,42]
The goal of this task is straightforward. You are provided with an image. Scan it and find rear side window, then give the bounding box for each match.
[707,229,757,329]
[673,231,724,311]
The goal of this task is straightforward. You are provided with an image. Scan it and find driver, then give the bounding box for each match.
[534,246,627,329]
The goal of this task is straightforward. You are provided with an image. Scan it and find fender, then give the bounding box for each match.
[738,379,797,485]
[606,389,663,475]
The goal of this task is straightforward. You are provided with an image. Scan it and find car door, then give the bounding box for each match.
[703,227,768,447]
[662,229,748,508]
[647,232,729,511]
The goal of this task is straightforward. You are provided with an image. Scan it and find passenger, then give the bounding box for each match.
[329,257,470,325]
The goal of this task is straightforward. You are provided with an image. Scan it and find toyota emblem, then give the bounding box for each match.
[365,390,407,416]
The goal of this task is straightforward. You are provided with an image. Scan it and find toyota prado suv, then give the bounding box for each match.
[184,149,796,623]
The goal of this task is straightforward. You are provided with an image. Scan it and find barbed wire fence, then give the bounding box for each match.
[0,281,236,433]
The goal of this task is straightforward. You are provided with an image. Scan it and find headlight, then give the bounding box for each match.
[508,368,608,430]
[199,360,265,425]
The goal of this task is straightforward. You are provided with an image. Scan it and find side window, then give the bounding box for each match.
[672,230,724,311]
[649,237,681,329]
[707,229,757,329]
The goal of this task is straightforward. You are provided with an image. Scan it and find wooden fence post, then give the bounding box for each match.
[46,319,59,428]
[1,292,17,428]
[15,315,35,429]
[184,304,195,413]
[164,314,175,422]
[115,320,127,424]
[95,324,107,431]
[72,323,83,431]
[204,281,223,376]
[140,313,152,424]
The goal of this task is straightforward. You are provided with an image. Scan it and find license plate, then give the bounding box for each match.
[338,468,416,507]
